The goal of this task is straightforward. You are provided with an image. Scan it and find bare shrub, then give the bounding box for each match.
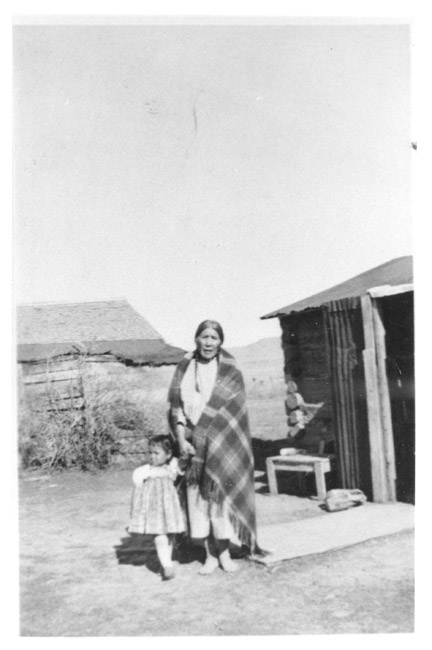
[18,396,86,470]
[18,354,168,471]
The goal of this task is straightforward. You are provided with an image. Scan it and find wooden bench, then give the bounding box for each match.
[266,454,332,500]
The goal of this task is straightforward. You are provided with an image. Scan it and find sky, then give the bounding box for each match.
[13,18,413,350]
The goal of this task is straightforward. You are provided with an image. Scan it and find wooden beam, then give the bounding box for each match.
[22,372,80,385]
[372,300,397,501]
[361,294,389,502]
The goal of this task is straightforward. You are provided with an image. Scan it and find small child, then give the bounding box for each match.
[128,435,186,581]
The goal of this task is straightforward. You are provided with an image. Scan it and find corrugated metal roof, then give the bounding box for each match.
[261,256,413,319]
[16,300,185,364]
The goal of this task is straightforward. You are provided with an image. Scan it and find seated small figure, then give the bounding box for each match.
[284,380,324,439]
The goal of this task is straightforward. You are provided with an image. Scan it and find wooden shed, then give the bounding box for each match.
[262,256,414,504]
[17,299,185,464]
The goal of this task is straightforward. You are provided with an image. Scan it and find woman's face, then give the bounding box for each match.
[195,327,222,361]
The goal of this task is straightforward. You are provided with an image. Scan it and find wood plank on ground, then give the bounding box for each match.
[254,502,414,564]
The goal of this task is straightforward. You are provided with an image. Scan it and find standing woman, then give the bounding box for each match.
[168,320,259,574]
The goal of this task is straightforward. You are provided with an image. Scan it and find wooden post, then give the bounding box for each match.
[361,295,389,502]
[266,457,278,495]
[313,461,327,500]
[361,294,397,502]
[372,301,397,501]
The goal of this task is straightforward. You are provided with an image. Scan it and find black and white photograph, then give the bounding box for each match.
[12,5,421,640]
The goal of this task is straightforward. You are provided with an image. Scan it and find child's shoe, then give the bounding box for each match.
[162,565,175,581]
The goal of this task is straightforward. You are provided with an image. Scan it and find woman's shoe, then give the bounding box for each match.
[218,550,239,573]
[198,556,219,575]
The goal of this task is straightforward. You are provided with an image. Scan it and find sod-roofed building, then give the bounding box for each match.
[17,300,184,466]
[17,299,183,367]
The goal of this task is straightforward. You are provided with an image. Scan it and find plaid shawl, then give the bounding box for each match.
[168,348,258,551]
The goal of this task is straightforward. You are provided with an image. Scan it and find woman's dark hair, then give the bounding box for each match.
[148,435,173,456]
[194,320,225,344]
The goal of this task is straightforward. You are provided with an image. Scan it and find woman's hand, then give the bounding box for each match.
[179,439,196,457]
[176,422,196,457]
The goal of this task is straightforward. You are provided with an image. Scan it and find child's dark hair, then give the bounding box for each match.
[148,435,173,456]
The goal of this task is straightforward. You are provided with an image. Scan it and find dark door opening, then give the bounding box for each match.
[380,292,415,504]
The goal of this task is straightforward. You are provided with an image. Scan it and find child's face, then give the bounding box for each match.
[148,444,170,467]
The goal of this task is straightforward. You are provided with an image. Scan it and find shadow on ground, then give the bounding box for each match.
[114,533,248,574]
[114,534,162,574]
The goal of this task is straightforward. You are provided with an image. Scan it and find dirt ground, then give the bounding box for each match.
[19,465,414,636]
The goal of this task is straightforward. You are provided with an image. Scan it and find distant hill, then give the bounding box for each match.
[228,336,283,364]
[227,336,285,400]
[229,337,287,431]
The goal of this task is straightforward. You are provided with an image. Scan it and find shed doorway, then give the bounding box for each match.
[380,292,415,504]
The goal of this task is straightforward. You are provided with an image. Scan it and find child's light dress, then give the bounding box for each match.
[129,458,186,535]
